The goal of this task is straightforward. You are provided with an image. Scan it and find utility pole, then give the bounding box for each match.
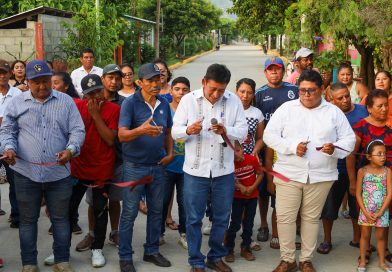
[154,0,160,58]
[95,0,101,63]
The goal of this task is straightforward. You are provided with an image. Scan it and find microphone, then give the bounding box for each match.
[211,118,227,147]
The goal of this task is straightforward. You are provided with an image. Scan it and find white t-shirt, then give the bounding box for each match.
[243,105,264,154]
[70,66,103,97]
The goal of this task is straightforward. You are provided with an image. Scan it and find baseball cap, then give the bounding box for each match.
[264,57,284,70]
[0,60,10,73]
[103,64,124,77]
[81,74,103,95]
[26,60,53,80]
[138,63,160,80]
[295,48,313,60]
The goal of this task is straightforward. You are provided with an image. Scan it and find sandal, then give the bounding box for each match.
[166,220,179,230]
[316,242,332,254]
[270,237,280,249]
[0,209,5,216]
[250,241,261,251]
[357,266,367,272]
[380,263,392,272]
[358,251,371,265]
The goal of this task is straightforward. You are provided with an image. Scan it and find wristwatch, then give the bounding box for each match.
[66,146,76,157]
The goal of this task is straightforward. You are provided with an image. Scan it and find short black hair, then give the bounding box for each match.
[376,70,392,81]
[330,82,348,92]
[153,58,172,81]
[80,48,94,57]
[171,76,190,89]
[204,64,231,84]
[298,70,323,88]
[365,89,389,108]
[236,78,256,93]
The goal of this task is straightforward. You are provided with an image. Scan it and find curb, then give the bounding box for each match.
[169,49,215,70]
[256,45,290,63]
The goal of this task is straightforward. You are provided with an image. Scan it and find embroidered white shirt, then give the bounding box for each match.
[70,66,103,97]
[172,88,248,178]
[264,98,356,183]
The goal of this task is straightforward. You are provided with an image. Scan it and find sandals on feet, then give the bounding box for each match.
[250,241,261,251]
[317,242,332,254]
[270,237,280,249]
[350,241,376,252]
[0,209,5,216]
[380,263,392,272]
[357,266,367,272]
[166,220,179,230]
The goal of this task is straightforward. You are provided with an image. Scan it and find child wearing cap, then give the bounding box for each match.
[224,141,263,263]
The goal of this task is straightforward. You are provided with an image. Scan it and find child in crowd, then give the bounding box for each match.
[224,141,263,262]
[356,140,392,272]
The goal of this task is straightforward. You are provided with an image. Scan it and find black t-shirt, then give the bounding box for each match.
[255,82,299,125]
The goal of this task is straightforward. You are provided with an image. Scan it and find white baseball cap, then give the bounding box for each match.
[295,48,313,60]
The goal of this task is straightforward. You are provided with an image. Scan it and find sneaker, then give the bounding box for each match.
[48,225,53,235]
[109,230,119,247]
[72,223,83,234]
[299,261,316,272]
[76,234,94,252]
[120,260,136,272]
[44,254,54,266]
[52,262,74,272]
[159,234,166,245]
[202,221,212,235]
[91,249,106,268]
[22,265,40,272]
[143,253,171,267]
[178,233,188,249]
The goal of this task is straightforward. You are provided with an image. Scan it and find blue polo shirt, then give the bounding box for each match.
[255,82,298,125]
[337,104,368,174]
[119,90,173,165]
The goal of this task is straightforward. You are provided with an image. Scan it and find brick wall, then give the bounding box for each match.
[39,14,73,60]
[0,21,36,61]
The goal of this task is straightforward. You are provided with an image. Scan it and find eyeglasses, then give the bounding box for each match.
[299,88,318,95]
[124,73,134,77]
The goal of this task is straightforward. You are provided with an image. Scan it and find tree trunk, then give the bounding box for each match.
[382,42,392,71]
[353,41,375,90]
[279,34,284,56]
[154,0,160,58]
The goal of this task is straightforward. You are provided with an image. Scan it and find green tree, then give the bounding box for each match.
[285,0,392,88]
[138,0,221,56]
[229,0,295,54]
[0,0,18,19]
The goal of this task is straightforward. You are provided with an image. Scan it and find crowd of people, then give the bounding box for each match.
[0,46,391,272]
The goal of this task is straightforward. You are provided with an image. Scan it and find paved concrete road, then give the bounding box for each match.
[0,44,385,271]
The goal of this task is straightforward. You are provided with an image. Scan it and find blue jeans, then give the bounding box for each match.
[161,170,186,235]
[225,198,258,250]
[14,172,72,265]
[184,173,235,268]
[1,161,19,224]
[119,162,165,261]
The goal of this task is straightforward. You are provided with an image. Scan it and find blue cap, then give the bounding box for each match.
[138,63,161,80]
[26,60,52,80]
[264,57,284,70]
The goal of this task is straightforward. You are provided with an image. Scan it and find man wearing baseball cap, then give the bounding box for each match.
[118,63,173,272]
[286,47,316,85]
[255,56,298,249]
[0,60,85,272]
[75,64,126,252]
[69,73,120,268]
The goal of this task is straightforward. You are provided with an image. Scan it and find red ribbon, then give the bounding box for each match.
[222,132,291,182]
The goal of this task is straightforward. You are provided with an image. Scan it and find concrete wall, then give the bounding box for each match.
[39,14,73,60]
[0,21,36,61]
